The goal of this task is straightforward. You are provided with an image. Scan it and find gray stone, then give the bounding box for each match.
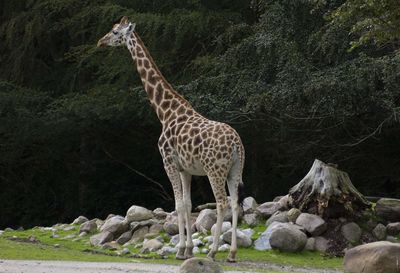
[116,230,132,245]
[90,231,113,246]
[158,246,177,256]
[79,219,97,234]
[341,222,362,243]
[376,198,400,222]
[62,234,76,240]
[314,236,329,253]
[254,222,304,250]
[211,221,231,236]
[242,197,258,213]
[130,219,158,232]
[287,208,301,223]
[269,225,307,252]
[153,207,168,220]
[243,213,260,227]
[179,257,222,273]
[100,215,128,237]
[195,209,217,233]
[344,241,400,273]
[266,211,289,226]
[241,228,255,238]
[163,212,179,235]
[149,223,164,234]
[192,238,203,247]
[72,216,89,225]
[63,226,76,231]
[305,237,315,251]
[277,195,291,211]
[141,238,163,253]
[372,223,387,240]
[102,241,121,250]
[222,229,252,247]
[170,234,180,246]
[79,232,87,237]
[295,213,327,236]
[125,205,153,223]
[218,243,231,252]
[256,202,283,218]
[387,222,400,236]
[129,226,149,244]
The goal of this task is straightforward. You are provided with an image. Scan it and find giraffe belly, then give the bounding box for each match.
[182,159,207,176]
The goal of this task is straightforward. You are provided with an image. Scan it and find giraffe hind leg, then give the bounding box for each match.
[180,171,194,259]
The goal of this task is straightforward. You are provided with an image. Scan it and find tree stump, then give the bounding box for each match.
[288,159,371,218]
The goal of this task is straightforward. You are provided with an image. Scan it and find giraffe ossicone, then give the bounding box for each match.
[97,16,245,262]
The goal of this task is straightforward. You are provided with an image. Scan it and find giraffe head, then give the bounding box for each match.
[97,16,136,48]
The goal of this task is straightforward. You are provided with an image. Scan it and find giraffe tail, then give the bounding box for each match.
[238,180,246,206]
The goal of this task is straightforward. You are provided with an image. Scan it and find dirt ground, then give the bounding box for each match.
[0,259,343,273]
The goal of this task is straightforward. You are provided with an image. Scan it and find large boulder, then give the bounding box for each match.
[100,215,128,237]
[269,225,307,252]
[341,222,362,244]
[254,222,304,251]
[141,238,163,253]
[295,213,327,236]
[125,205,153,223]
[179,257,222,273]
[376,198,400,222]
[195,209,217,233]
[163,212,179,235]
[242,197,258,214]
[314,236,329,253]
[129,226,149,244]
[116,230,132,245]
[79,219,97,234]
[222,229,252,247]
[90,231,113,246]
[343,241,400,273]
[243,213,260,227]
[256,202,283,218]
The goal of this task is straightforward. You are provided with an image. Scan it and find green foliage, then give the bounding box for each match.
[0,0,400,229]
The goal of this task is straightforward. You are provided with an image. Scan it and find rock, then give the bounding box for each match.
[4,228,14,232]
[62,234,76,240]
[63,226,76,231]
[193,246,200,254]
[341,222,362,243]
[386,236,398,243]
[116,230,132,245]
[269,225,307,252]
[241,228,255,238]
[295,213,327,236]
[387,222,400,236]
[158,246,177,256]
[372,223,387,240]
[218,243,231,252]
[195,209,217,233]
[130,219,158,232]
[141,238,163,253]
[201,248,209,254]
[72,216,89,225]
[314,236,329,252]
[243,213,260,227]
[106,214,115,220]
[102,241,121,250]
[277,195,291,210]
[305,237,315,251]
[125,205,153,223]
[376,198,400,222]
[179,257,222,273]
[266,211,289,226]
[79,232,87,237]
[222,229,252,247]
[90,231,113,246]
[204,235,213,246]
[129,226,149,244]
[343,241,400,273]
[79,219,97,234]
[120,247,130,255]
[256,202,283,218]
[254,222,304,251]
[149,223,164,234]
[163,212,179,235]
[153,208,168,220]
[287,208,301,223]
[242,197,258,213]
[170,234,180,246]
[211,221,231,236]
[100,215,128,237]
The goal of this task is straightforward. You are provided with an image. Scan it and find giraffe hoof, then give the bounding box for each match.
[184,248,193,259]
[227,257,236,263]
[175,254,186,260]
[206,252,216,261]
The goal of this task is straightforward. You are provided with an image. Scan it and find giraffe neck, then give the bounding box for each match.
[126,32,194,125]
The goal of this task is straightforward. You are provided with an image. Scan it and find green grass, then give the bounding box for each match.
[0,226,343,273]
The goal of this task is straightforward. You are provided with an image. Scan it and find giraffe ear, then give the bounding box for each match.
[120,16,129,25]
[127,23,136,33]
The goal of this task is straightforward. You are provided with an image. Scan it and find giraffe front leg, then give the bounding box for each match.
[164,165,186,260]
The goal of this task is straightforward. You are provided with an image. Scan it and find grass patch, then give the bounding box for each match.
[0,226,343,272]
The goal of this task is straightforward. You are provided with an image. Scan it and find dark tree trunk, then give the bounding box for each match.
[289,159,371,218]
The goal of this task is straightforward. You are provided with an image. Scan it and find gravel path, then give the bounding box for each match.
[0,259,343,273]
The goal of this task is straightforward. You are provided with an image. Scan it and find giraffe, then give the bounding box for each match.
[97,16,245,262]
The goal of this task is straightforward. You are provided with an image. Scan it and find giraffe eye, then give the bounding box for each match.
[112,31,118,35]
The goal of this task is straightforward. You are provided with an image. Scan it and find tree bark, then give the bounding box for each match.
[289,159,371,218]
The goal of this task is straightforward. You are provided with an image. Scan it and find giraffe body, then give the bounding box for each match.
[98,17,245,262]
